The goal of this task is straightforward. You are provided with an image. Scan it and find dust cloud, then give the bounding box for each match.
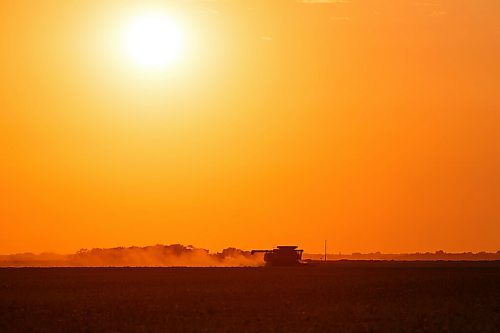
[0,245,264,267]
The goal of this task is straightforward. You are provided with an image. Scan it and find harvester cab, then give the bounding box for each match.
[251,246,304,266]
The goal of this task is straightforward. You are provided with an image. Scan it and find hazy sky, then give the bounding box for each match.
[1,0,499,254]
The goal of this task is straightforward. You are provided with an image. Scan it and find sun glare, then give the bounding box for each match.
[123,12,183,69]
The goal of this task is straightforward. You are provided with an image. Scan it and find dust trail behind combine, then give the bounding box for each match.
[0,244,265,267]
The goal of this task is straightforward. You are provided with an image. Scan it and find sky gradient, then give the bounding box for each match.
[1,0,499,254]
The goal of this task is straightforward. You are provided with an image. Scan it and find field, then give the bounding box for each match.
[1,262,499,332]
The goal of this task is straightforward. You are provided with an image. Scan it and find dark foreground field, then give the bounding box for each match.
[1,262,499,332]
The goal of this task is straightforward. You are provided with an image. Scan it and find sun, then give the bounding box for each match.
[123,12,183,70]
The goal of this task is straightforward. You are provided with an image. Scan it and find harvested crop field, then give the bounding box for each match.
[1,261,499,332]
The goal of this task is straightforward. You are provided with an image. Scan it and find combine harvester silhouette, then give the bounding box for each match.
[251,246,304,266]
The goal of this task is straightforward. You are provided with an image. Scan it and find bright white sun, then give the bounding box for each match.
[123,12,183,69]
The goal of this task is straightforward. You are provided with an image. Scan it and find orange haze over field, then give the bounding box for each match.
[1,0,499,255]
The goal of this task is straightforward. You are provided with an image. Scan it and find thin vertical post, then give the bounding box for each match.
[324,240,327,262]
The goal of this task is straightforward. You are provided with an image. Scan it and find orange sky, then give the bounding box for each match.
[1,0,499,254]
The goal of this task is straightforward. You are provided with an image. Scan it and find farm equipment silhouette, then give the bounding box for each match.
[251,246,304,266]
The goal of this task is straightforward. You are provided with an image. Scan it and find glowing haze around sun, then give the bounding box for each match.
[123,12,183,69]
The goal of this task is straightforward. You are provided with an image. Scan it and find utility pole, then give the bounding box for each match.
[324,240,327,262]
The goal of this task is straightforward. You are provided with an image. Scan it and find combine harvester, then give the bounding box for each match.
[251,246,304,266]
